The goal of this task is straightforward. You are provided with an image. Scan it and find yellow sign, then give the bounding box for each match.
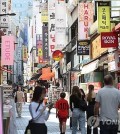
[98,1,111,33]
[41,10,48,22]
[38,48,43,56]
[23,45,28,62]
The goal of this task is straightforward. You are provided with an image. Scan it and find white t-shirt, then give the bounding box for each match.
[29,102,50,123]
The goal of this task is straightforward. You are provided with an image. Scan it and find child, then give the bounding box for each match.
[56,92,69,134]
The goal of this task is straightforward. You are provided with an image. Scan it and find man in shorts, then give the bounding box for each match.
[56,92,69,134]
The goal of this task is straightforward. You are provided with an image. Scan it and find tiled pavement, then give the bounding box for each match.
[16,103,120,134]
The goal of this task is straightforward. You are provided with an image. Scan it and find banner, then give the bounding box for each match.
[42,26,49,60]
[48,0,56,56]
[41,3,48,23]
[98,1,111,33]
[23,45,28,62]
[55,0,66,50]
[77,40,90,55]
[101,32,118,48]
[78,3,94,40]
[1,36,14,65]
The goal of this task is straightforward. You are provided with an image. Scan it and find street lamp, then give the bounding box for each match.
[0,13,16,16]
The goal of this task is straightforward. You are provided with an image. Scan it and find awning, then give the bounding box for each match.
[81,59,99,74]
[30,73,41,80]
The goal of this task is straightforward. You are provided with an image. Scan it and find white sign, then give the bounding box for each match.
[0,0,9,35]
[48,0,56,56]
[78,3,94,40]
[55,1,66,50]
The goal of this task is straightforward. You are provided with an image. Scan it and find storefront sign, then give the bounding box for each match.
[1,36,14,65]
[98,1,111,33]
[101,32,118,48]
[55,0,66,50]
[78,3,94,40]
[77,40,90,55]
[42,26,49,60]
[48,0,56,56]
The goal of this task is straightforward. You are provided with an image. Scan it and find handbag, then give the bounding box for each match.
[79,98,87,111]
[24,103,41,134]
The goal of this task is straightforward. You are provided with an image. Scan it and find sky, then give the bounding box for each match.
[11,0,33,24]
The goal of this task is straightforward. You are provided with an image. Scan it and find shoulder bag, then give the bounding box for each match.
[79,98,87,111]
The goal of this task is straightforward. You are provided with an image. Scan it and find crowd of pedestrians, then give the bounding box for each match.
[13,74,120,134]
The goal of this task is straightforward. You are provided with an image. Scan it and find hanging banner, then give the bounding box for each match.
[41,3,48,23]
[48,0,56,56]
[101,32,118,48]
[78,3,94,40]
[37,40,43,63]
[98,1,111,33]
[0,0,9,35]
[1,36,14,65]
[55,0,66,50]
[77,40,90,55]
[42,26,49,60]
[23,45,28,62]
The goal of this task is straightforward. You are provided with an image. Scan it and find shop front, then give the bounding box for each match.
[80,59,102,93]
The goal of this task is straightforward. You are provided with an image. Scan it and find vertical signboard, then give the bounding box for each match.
[98,1,111,33]
[0,0,9,35]
[23,45,28,62]
[36,35,43,63]
[41,3,48,23]
[78,3,94,40]
[1,36,14,65]
[55,0,66,50]
[42,26,49,60]
[48,0,55,56]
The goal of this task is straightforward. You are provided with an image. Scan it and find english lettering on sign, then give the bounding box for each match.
[101,32,118,48]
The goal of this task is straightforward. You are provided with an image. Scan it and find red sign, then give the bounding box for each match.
[87,82,102,93]
[101,32,118,48]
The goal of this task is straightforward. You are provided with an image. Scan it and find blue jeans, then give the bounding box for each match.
[72,108,86,134]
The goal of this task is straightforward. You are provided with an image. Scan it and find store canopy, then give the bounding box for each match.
[30,73,41,80]
[81,59,99,74]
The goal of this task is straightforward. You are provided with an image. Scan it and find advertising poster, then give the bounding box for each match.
[98,1,111,33]
[78,3,94,40]
[87,82,102,93]
[77,40,90,55]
